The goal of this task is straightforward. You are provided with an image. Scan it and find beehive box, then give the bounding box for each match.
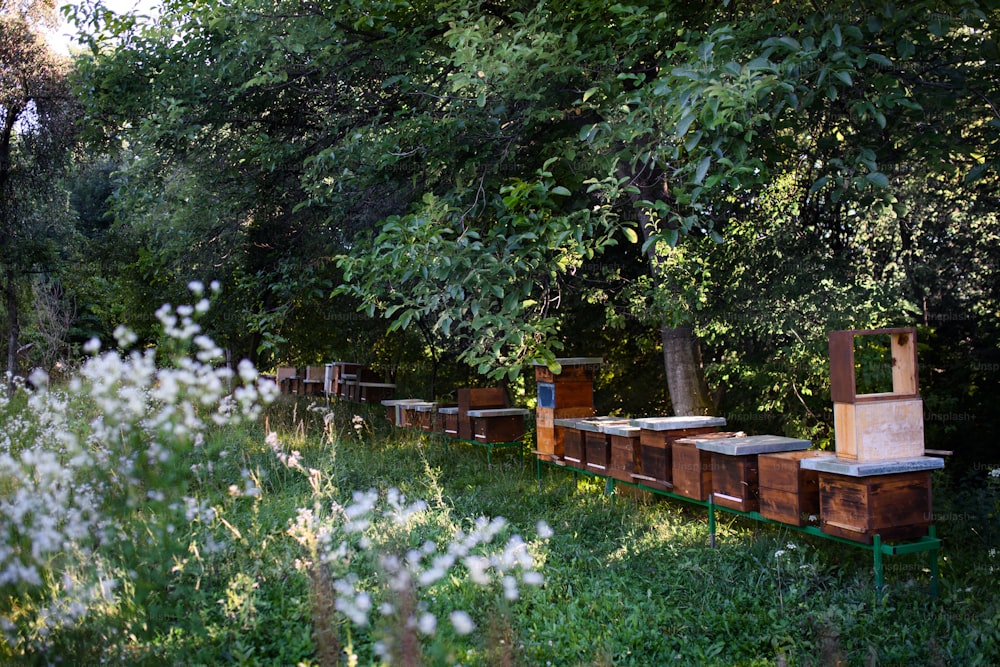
[439,406,459,437]
[381,399,426,426]
[606,424,640,483]
[534,358,601,462]
[458,388,509,441]
[630,417,727,491]
[817,471,933,543]
[276,367,298,395]
[537,407,595,461]
[800,456,944,543]
[758,450,835,526]
[695,435,811,513]
[469,408,529,443]
[672,432,745,500]
[414,402,439,432]
[832,399,924,461]
[829,328,925,461]
[359,382,396,404]
[581,419,631,475]
[401,401,434,429]
[554,418,590,469]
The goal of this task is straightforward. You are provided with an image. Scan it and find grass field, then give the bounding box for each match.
[6,395,1000,666]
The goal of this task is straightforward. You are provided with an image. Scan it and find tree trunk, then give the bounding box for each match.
[5,269,19,384]
[618,162,715,416]
[661,324,714,416]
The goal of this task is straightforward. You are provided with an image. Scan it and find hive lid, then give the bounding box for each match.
[630,416,727,431]
[576,418,632,433]
[381,398,428,407]
[467,408,530,417]
[603,424,641,437]
[693,434,811,455]
[438,406,459,415]
[799,455,944,477]
[413,402,438,412]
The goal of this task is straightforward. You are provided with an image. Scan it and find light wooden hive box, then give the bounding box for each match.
[829,328,924,461]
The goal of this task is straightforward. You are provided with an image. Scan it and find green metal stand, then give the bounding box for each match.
[535,458,941,600]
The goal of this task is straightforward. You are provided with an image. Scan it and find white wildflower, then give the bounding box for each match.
[449,610,476,636]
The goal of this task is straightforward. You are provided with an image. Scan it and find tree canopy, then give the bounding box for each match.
[64,0,1000,448]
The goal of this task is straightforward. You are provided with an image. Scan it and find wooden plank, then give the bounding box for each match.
[890,330,919,397]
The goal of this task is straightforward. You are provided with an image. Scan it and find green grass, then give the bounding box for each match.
[25,396,1000,666]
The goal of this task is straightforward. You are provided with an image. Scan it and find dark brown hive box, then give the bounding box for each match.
[759,450,835,526]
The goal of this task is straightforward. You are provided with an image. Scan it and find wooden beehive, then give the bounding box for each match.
[276,367,298,395]
[630,417,727,491]
[671,432,745,501]
[816,470,934,544]
[458,387,509,441]
[537,406,595,461]
[381,399,425,426]
[439,406,460,437]
[414,402,438,432]
[606,424,640,483]
[469,408,529,443]
[829,328,924,461]
[359,382,396,404]
[534,358,601,461]
[555,418,588,469]
[696,435,812,513]
[301,366,325,395]
[582,419,631,475]
[758,450,835,526]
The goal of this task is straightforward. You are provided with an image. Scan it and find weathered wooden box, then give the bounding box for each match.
[817,471,933,543]
[400,401,435,429]
[331,362,362,398]
[606,424,640,483]
[468,408,529,443]
[800,456,944,543]
[630,417,727,491]
[302,366,326,395]
[554,418,588,469]
[458,387,509,441]
[829,328,925,461]
[414,402,439,432]
[582,419,631,475]
[439,406,459,437]
[671,432,745,500]
[833,399,924,461]
[696,435,812,513]
[758,450,835,526]
[276,367,298,395]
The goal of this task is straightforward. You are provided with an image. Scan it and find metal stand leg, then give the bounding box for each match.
[708,495,717,549]
[873,534,885,602]
[605,477,615,496]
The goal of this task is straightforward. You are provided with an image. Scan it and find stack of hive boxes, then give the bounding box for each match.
[534,358,602,462]
[797,328,943,543]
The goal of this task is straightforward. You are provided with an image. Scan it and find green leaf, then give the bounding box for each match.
[622,227,638,243]
[694,155,711,185]
[550,185,572,196]
[865,172,889,188]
